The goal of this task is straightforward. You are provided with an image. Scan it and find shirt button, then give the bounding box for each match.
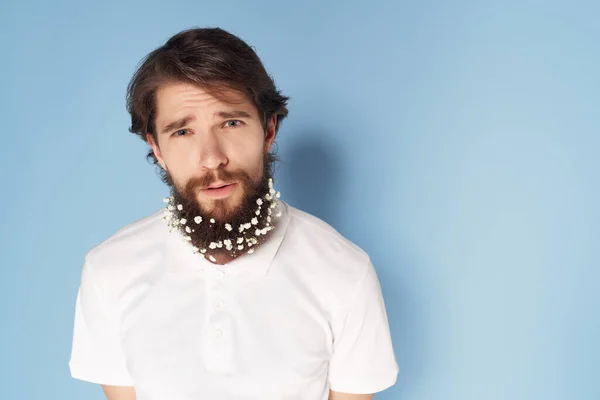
[215,300,225,310]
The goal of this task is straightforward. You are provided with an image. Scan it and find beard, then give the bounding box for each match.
[162,152,281,261]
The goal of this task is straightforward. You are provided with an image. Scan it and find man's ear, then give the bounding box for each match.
[264,114,277,153]
[146,133,167,170]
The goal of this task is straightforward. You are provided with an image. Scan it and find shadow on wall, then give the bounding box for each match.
[278,132,345,231]
[278,131,428,399]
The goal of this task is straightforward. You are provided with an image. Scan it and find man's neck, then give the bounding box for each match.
[208,251,236,265]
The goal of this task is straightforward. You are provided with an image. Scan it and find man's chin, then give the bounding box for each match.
[197,196,244,221]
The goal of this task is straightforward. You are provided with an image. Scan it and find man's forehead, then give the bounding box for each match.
[157,82,249,106]
[156,82,256,119]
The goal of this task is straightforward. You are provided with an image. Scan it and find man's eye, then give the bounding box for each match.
[224,120,243,128]
[173,129,189,137]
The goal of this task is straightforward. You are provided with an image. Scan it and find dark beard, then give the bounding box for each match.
[164,153,280,258]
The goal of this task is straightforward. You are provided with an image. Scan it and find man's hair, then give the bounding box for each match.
[126,27,289,168]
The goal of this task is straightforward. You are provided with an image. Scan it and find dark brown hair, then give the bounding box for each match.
[126,27,289,168]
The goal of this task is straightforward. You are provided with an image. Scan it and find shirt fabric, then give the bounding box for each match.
[69,200,399,400]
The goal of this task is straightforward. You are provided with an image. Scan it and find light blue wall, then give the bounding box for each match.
[1,1,598,399]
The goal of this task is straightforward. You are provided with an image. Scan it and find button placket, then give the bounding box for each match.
[204,266,235,373]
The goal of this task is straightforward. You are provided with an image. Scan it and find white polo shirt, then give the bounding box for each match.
[69,200,399,399]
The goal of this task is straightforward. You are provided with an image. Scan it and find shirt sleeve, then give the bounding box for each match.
[68,258,134,386]
[328,260,399,394]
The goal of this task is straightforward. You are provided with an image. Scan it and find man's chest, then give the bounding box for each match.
[118,269,333,399]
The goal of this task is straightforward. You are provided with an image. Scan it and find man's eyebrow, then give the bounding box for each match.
[160,115,196,134]
[215,110,253,119]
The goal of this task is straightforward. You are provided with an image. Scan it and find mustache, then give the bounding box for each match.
[184,169,252,192]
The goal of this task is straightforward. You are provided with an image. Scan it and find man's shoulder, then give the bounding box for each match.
[283,203,371,275]
[85,208,166,270]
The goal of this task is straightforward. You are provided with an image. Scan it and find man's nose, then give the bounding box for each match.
[196,132,228,170]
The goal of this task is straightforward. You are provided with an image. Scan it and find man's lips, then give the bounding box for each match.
[205,182,235,189]
[201,182,237,198]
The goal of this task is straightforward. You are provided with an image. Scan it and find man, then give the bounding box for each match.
[69,27,399,400]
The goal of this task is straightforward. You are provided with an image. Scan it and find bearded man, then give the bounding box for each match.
[69,27,399,400]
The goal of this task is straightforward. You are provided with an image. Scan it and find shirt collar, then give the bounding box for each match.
[165,200,291,277]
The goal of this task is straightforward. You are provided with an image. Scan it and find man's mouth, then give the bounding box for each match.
[206,182,234,189]
[201,182,237,198]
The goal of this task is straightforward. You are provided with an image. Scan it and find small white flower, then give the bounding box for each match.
[180,218,187,225]
[209,255,216,262]
[238,225,245,232]
[167,205,175,211]
[209,242,217,249]
[248,248,255,254]
[265,194,272,201]
[200,248,207,254]
[163,197,170,203]
[185,226,191,233]
[251,237,258,244]
[255,229,261,236]
[267,208,272,215]
[248,242,253,247]
[276,191,281,198]
[210,218,216,223]
[199,253,205,258]
[194,216,202,224]
[256,198,263,206]
[251,217,258,225]
[225,223,232,231]
[276,211,282,217]
[237,237,244,244]
[255,210,260,215]
[217,241,223,248]
[267,216,271,222]
[224,239,231,246]
[192,246,199,253]
[237,245,244,250]
[184,235,192,241]
[261,228,268,235]
[177,204,183,211]
[244,223,251,229]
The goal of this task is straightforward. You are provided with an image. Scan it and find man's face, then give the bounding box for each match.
[148,82,277,221]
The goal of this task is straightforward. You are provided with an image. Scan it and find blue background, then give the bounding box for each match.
[1,1,598,399]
